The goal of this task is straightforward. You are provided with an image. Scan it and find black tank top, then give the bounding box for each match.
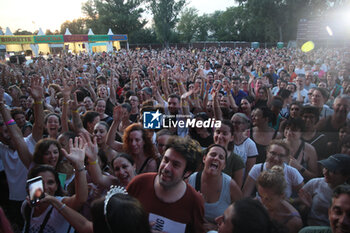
[250,126,277,163]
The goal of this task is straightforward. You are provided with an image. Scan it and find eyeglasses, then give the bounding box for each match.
[268,151,286,157]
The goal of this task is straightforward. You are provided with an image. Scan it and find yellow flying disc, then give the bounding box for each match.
[301,41,315,53]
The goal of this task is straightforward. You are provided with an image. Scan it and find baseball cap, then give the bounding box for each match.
[318,154,350,174]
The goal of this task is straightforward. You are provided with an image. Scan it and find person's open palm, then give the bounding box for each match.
[29,76,44,100]
[61,137,86,168]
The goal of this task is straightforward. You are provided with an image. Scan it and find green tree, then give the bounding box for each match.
[194,14,210,41]
[82,0,146,38]
[60,18,87,34]
[13,29,33,35]
[235,0,339,42]
[45,29,53,35]
[177,7,199,43]
[131,27,158,44]
[148,0,186,47]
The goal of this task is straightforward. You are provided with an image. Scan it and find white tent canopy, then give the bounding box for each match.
[5,27,13,35]
[107,28,114,35]
[37,28,45,36]
[64,28,72,35]
[88,28,94,35]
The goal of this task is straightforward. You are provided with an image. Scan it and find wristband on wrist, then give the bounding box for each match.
[299,167,306,174]
[72,109,79,113]
[88,160,97,165]
[74,165,86,172]
[34,101,43,105]
[5,119,15,126]
[59,203,66,211]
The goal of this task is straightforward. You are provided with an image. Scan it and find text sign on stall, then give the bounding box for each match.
[34,35,64,43]
[0,36,34,44]
[63,35,89,42]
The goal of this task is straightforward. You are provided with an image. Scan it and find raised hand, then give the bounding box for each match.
[61,137,86,169]
[80,131,98,162]
[62,78,73,100]
[113,105,123,123]
[68,92,79,112]
[29,76,44,101]
[205,79,212,92]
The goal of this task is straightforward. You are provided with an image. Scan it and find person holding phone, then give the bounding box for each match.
[22,137,88,233]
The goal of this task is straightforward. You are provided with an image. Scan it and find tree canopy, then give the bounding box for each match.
[53,0,349,44]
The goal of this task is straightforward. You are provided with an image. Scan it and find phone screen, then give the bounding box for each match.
[27,176,45,205]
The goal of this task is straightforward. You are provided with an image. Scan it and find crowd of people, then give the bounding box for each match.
[0,46,350,233]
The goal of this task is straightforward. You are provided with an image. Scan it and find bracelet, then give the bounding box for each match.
[88,160,97,165]
[299,167,306,174]
[5,119,15,126]
[74,165,86,172]
[72,109,79,113]
[34,101,42,105]
[58,203,66,211]
[62,102,68,105]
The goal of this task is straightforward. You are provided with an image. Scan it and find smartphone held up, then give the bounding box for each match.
[27,176,45,206]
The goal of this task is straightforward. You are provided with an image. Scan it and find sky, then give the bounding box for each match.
[0,0,237,34]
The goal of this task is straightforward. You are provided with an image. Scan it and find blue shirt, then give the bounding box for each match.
[231,90,248,106]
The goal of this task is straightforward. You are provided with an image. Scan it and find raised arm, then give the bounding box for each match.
[83,132,119,188]
[106,106,123,152]
[108,75,117,105]
[29,76,45,142]
[152,82,165,108]
[212,84,223,121]
[69,93,86,135]
[0,88,32,168]
[61,137,88,210]
[202,79,211,111]
[225,85,238,112]
[42,195,93,233]
[61,78,73,134]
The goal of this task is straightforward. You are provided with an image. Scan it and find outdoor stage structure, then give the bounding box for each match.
[0,28,128,56]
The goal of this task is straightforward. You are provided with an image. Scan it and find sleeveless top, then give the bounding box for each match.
[250,127,277,163]
[188,172,231,223]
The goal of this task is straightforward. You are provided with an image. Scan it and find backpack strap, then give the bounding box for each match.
[24,203,32,233]
[138,157,152,174]
[195,171,202,192]
[38,206,54,233]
